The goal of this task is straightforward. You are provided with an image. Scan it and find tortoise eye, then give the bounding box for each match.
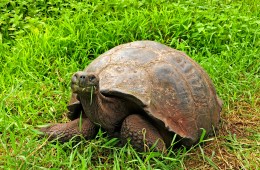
[89,75,96,82]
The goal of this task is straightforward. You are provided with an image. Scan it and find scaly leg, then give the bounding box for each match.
[40,117,96,143]
[120,114,166,152]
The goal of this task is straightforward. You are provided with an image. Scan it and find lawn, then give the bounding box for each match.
[0,0,259,169]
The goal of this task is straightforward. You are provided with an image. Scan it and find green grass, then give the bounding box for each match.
[0,0,259,169]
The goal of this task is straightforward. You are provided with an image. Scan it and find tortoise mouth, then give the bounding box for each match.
[71,83,96,93]
[71,71,99,93]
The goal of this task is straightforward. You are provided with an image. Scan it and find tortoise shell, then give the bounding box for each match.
[84,40,222,145]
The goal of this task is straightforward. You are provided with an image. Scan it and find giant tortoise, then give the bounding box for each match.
[41,41,222,152]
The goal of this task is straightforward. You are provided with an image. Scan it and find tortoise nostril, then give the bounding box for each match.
[71,71,88,84]
[80,75,86,79]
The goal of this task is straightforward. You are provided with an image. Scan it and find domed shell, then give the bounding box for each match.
[85,41,222,145]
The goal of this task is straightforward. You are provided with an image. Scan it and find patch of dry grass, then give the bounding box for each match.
[185,95,260,170]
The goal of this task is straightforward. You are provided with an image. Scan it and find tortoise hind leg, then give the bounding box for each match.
[120,114,166,152]
[40,117,97,143]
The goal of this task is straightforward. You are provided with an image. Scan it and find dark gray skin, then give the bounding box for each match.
[41,71,167,152]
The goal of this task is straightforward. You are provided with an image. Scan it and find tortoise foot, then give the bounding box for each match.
[40,117,97,143]
[120,114,166,152]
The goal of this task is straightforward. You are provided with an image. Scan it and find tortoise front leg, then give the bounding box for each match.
[120,114,166,152]
[40,117,97,143]
[67,93,85,120]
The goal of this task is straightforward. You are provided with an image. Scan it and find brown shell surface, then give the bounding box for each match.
[84,41,221,143]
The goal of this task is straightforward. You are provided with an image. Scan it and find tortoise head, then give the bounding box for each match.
[71,71,99,93]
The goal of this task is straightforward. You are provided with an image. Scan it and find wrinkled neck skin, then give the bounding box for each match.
[77,88,130,133]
